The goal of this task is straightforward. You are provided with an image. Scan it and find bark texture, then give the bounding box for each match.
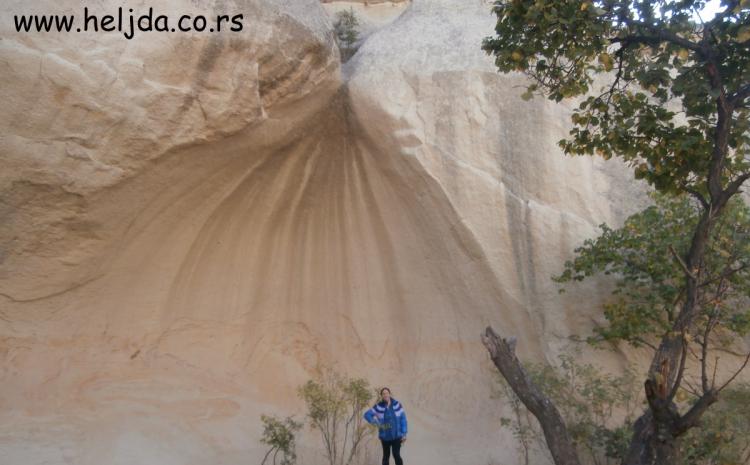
[482,326,582,465]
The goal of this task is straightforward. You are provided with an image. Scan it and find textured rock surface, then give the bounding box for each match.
[1,1,646,464]
[0,0,339,300]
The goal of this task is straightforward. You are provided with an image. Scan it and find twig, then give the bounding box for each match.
[669,332,690,400]
[717,349,750,392]
[669,245,697,279]
[711,355,719,390]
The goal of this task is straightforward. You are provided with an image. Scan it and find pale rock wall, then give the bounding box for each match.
[1,1,645,465]
[0,0,340,299]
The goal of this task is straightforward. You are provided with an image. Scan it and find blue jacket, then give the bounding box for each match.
[363,398,408,441]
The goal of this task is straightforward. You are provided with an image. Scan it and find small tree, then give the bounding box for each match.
[259,414,302,465]
[493,350,639,465]
[494,374,538,465]
[333,8,360,61]
[297,367,375,465]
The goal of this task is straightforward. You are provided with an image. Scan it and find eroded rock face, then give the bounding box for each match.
[0,0,340,299]
[1,1,644,464]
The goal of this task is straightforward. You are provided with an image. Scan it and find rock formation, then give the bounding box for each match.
[0,0,646,464]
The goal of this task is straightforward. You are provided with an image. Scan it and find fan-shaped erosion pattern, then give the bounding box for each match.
[0,0,645,464]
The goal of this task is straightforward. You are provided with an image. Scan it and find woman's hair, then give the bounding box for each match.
[380,387,391,396]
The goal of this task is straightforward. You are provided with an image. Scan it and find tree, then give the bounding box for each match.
[259,414,303,465]
[297,367,375,465]
[333,8,360,62]
[493,347,750,465]
[554,192,750,462]
[492,349,639,465]
[481,1,750,464]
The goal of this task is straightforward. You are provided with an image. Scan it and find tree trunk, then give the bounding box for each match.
[623,411,679,465]
[622,93,736,464]
[482,327,582,465]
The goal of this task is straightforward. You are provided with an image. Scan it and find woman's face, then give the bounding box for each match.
[381,389,391,403]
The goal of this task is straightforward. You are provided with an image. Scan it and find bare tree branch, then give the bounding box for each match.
[669,333,690,401]
[675,389,719,435]
[686,187,709,209]
[482,326,581,465]
[670,245,697,280]
[717,350,750,393]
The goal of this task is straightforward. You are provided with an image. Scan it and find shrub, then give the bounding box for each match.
[297,367,375,465]
[259,414,302,465]
[493,349,639,465]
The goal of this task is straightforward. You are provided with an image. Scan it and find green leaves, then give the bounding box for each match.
[490,0,750,346]
[682,383,750,465]
[483,0,750,194]
[483,0,609,99]
[298,369,372,425]
[297,368,375,465]
[494,351,750,465]
[493,350,639,463]
[598,52,615,71]
[485,2,750,457]
[260,414,302,465]
[333,7,360,60]
[554,193,750,347]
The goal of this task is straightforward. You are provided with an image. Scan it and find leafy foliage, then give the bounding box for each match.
[494,354,750,465]
[297,367,375,465]
[554,193,750,348]
[333,8,360,61]
[682,383,750,464]
[259,414,303,465]
[482,0,750,194]
[493,350,639,465]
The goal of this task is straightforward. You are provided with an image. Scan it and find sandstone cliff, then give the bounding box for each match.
[0,1,645,464]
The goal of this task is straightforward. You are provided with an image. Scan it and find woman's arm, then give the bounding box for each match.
[363,407,379,425]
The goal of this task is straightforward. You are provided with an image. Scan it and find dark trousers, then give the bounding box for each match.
[380,438,403,465]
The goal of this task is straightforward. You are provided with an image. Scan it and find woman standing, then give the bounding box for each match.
[363,387,408,465]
